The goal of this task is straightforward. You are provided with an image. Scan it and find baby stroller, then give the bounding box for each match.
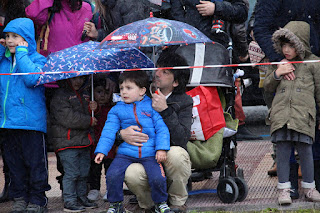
[174,42,249,203]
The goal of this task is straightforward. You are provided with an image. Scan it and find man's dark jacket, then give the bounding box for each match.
[254,0,320,61]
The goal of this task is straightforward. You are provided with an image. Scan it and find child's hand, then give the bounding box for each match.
[156,150,167,163]
[94,153,105,164]
[18,41,28,47]
[91,117,98,126]
[0,38,5,46]
[89,101,98,111]
[276,59,295,80]
[83,22,98,39]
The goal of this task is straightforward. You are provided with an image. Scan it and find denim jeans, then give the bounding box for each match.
[58,148,90,203]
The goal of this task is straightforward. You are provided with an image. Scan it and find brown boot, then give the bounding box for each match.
[268,163,277,177]
[304,188,320,202]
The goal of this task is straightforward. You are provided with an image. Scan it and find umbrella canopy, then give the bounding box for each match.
[98,15,212,49]
[36,41,154,85]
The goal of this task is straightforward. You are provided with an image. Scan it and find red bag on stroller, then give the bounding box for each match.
[186,86,226,141]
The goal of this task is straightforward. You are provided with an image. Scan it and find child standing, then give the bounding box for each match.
[264,21,320,205]
[0,18,51,213]
[87,77,116,202]
[94,71,173,213]
[50,76,98,212]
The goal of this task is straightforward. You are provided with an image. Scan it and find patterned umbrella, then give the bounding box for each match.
[98,14,212,49]
[36,41,154,85]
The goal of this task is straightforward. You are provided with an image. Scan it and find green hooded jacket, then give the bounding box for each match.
[264,21,320,140]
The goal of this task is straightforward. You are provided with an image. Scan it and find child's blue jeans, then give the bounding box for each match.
[106,154,168,203]
[58,147,90,203]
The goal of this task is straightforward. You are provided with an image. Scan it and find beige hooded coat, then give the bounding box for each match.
[264,21,320,140]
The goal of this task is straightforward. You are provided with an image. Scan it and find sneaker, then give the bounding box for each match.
[169,204,187,213]
[10,197,27,213]
[26,203,48,213]
[78,196,98,209]
[87,189,100,201]
[103,191,108,202]
[304,188,320,202]
[63,201,85,212]
[155,202,173,213]
[107,202,125,213]
[278,188,292,205]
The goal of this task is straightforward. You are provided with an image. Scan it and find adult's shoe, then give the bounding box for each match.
[26,203,48,213]
[78,196,98,209]
[169,204,187,213]
[10,197,27,213]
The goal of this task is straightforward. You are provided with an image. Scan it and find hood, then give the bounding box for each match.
[3,18,36,53]
[272,21,311,60]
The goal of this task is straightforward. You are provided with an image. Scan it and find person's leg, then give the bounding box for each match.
[21,131,51,208]
[313,125,320,191]
[0,142,11,203]
[2,130,28,211]
[163,146,191,209]
[106,154,133,203]
[56,154,64,191]
[276,141,292,204]
[58,149,81,204]
[296,142,320,201]
[88,159,102,191]
[125,163,154,209]
[289,147,299,199]
[76,148,91,198]
[140,157,168,204]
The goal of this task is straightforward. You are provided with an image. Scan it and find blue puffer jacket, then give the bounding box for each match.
[0,18,47,133]
[95,96,170,158]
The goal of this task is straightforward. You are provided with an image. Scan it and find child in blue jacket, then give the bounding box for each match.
[0,18,51,213]
[94,71,173,213]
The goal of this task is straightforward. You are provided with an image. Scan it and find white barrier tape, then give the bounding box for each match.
[3,59,320,76]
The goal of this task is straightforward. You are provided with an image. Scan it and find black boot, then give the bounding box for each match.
[0,170,11,203]
[314,160,320,192]
[289,162,299,199]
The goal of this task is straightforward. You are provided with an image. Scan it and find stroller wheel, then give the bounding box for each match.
[217,177,239,203]
[234,177,248,202]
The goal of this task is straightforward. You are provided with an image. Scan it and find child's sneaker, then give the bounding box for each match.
[78,196,98,209]
[11,197,27,213]
[304,188,320,202]
[155,202,174,213]
[87,189,100,201]
[26,203,48,213]
[107,202,125,213]
[63,201,85,212]
[278,188,292,205]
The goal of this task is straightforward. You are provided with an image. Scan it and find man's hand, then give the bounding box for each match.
[18,41,28,47]
[83,22,98,39]
[156,150,167,163]
[279,59,295,80]
[196,1,215,16]
[95,153,105,164]
[120,126,149,146]
[152,89,168,112]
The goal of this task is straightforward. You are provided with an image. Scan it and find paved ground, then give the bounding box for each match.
[1,139,320,213]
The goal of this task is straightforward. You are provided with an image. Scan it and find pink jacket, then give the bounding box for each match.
[26,0,92,56]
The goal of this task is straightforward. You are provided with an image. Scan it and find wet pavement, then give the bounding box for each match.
[2,139,320,212]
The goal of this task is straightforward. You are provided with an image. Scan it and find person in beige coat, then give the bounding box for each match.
[264,21,320,205]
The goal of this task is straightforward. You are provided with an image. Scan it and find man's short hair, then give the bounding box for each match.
[156,49,190,94]
[119,71,149,89]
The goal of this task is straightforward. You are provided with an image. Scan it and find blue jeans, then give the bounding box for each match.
[2,129,51,206]
[58,148,90,203]
[106,154,168,203]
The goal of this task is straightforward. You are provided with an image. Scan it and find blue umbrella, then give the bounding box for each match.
[36,41,154,85]
[98,14,212,50]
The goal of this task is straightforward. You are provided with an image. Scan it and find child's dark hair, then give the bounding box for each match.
[50,0,82,13]
[93,77,106,89]
[119,71,149,89]
[279,36,294,47]
[156,49,190,94]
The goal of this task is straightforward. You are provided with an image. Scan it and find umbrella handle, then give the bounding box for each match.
[91,74,94,117]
